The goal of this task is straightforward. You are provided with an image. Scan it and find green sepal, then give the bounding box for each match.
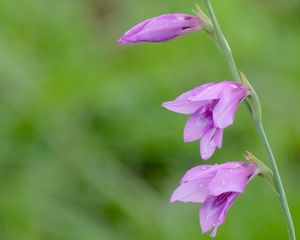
[244,151,278,196]
[240,72,262,122]
[193,4,214,34]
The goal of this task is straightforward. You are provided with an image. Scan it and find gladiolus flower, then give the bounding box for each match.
[117,14,202,44]
[162,81,249,160]
[171,162,259,237]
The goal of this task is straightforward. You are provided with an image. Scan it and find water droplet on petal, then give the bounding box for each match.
[230,83,238,89]
[201,166,206,170]
[222,181,226,186]
[214,164,218,166]
[228,169,233,173]
[199,184,203,188]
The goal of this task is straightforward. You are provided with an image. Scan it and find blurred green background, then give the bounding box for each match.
[0,0,299,239]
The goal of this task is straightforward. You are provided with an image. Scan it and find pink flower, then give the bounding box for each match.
[117,14,202,44]
[171,162,259,237]
[162,81,249,160]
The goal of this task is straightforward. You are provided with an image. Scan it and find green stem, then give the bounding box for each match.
[255,121,296,240]
[203,0,296,239]
[203,0,240,83]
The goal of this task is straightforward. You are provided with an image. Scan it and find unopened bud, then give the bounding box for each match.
[118,14,202,44]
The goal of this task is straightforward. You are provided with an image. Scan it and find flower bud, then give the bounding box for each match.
[118,14,202,44]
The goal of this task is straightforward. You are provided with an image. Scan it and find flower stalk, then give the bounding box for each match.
[201,0,240,83]
[255,121,296,240]
[202,0,296,239]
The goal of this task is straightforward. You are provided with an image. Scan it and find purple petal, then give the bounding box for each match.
[118,19,151,44]
[187,81,230,102]
[170,179,210,203]
[162,100,204,114]
[200,192,239,237]
[213,83,248,129]
[118,14,202,44]
[171,164,220,203]
[200,127,217,160]
[180,165,217,184]
[184,110,213,142]
[214,128,223,149]
[207,163,257,196]
[176,83,216,101]
[162,83,215,114]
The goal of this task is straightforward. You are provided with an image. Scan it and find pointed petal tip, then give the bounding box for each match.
[117,38,126,45]
[199,128,217,160]
[162,101,200,114]
[201,155,210,160]
[161,101,175,111]
[200,150,213,160]
[161,102,168,108]
[200,217,211,236]
[161,101,191,114]
[118,37,133,45]
[200,149,214,160]
[161,102,175,112]
[170,192,179,203]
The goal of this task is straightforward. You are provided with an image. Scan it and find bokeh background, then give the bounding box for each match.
[0,0,299,239]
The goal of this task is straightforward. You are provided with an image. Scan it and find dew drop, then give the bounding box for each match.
[230,83,238,89]
[222,181,226,186]
[228,169,233,173]
[199,184,203,188]
[201,166,206,170]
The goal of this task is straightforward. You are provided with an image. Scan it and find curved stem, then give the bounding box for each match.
[255,121,296,240]
[203,0,296,239]
[203,0,241,83]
